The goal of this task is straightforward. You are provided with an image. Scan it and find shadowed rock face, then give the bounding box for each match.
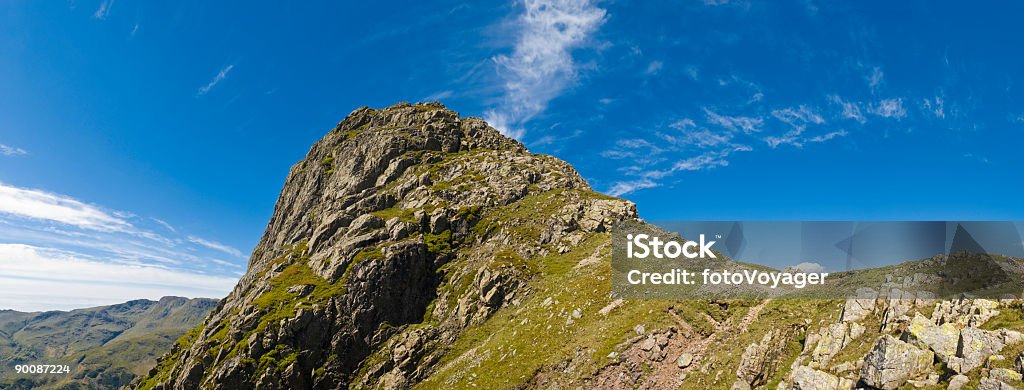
[134,102,637,389]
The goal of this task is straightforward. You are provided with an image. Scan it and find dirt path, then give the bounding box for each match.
[586,299,773,389]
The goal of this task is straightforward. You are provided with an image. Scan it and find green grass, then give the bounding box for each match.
[425,230,452,256]
[321,156,335,175]
[371,207,417,223]
[415,234,681,389]
[981,302,1024,332]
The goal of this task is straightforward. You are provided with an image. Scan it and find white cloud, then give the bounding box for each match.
[669,118,696,130]
[198,64,235,95]
[869,98,907,119]
[685,66,699,80]
[828,95,866,123]
[152,217,177,233]
[786,262,826,274]
[0,144,28,157]
[483,112,526,140]
[866,66,884,91]
[671,148,741,172]
[424,90,454,101]
[922,96,945,118]
[963,153,991,164]
[188,235,244,258]
[93,0,114,19]
[764,105,828,148]
[646,60,664,75]
[0,244,236,311]
[0,183,131,231]
[661,128,731,149]
[704,108,763,134]
[485,0,606,139]
[771,105,824,126]
[0,183,247,310]
[606,179,658,197]
[809,130,848,143]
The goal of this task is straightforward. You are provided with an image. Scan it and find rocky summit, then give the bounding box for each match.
[134,102,1024,390]
[133,102,635,389]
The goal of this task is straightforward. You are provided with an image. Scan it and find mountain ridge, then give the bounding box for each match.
[1,296,217,389]
[133,102,1024,390]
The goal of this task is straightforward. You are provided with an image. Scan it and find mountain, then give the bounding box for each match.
[134,102,1024,389]
[1,296,217,389]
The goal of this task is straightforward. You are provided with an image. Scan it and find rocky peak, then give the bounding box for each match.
[246,102,583,272]
[135,102,635,389]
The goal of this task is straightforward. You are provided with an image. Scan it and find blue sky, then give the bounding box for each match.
[1,0,1023,310]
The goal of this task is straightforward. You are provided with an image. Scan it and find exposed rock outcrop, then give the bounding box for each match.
[133,103,637,389]
[860,335,934,390]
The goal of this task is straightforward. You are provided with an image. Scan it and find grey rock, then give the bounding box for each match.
[790,366,854,390]
[633,324,645,335]
[947,374,969,390]
[979,378,1015,390]
[841,288,878,323]
[990,368,1023,383]
[676,353,693,368]
[809,322,861,368]
[640,337,656,351]
[736,330,790,389]
[860,335,935,390]
[904,313,959,363]
[933,298,1000,328]
[954,327,1006,373]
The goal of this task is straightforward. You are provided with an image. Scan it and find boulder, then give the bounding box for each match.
[676,353,693,368]
[860,335,935,390]
[953,327,1006,373]
[810,323,859,367]
[904,313,960,362]
[933,298,1000,328]
[790,366,854,390]
[989,368,1022,383]
[735,331,789,389]
[947,374,969,390]
[840,288,878,323]
[979,378,1015,390]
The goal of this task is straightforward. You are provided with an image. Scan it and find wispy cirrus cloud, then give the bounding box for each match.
[704,108,763,134]
[866,66,884,91]
[0,183,131,231]
[94,0,114,19]
[0,183,245,310]
[607,179,659,197]
[188,235,243,258]
[0,244,236,311]
[0,144,28,157]
[198,64,235,95]
[764,105,827,148]
[646,60,664,75]
[485,0,606,140]
[922,96,945,118]
[604,100,853,196]
[828,95,866,123]
[869,98,907,119]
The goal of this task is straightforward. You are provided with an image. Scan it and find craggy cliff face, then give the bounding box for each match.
[135,102,637,389]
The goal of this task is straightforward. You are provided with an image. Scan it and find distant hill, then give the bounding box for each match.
[0,296,217,389]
